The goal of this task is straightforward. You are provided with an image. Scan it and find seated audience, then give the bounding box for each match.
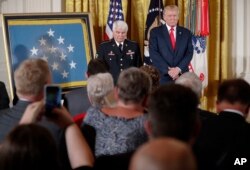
[0,58,52,143]
[81,72,114,150]
[0,101,94,170]
[146,84,200,145]
[194,78,250,170]
[63,58,109,116]
[83,67,151,157]
[175,72,217,123]
[130,138,197,170]
[0,81,10,109]
[73,72,114,127]
[87,72,114,108]
[140,65,160,91]
[0,58,72,169]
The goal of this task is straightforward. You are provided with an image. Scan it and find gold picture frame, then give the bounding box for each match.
[2,13,96,98]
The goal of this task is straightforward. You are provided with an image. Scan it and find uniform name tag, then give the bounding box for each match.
[126,50,134,55]
[108,51,115,56]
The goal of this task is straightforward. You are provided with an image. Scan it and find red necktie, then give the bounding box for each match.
[169,27,175,50]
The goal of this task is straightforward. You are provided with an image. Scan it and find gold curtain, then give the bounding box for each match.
[64,0,230,111]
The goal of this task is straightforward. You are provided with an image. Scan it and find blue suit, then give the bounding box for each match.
[149,25,193,84]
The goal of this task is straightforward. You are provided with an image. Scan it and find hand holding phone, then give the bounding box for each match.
[44,85,62,113]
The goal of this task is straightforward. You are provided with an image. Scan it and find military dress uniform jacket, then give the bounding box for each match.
[96,38,142,83]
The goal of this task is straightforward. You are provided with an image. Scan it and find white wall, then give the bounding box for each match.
[231,0,250,83]
[0,0,62,101]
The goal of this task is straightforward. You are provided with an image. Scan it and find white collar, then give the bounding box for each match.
[115,41,123,46]
[223,109,244,117]
[166,24,176,31]
[19,98,31,102]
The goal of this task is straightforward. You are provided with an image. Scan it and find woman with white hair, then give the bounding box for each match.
[87,72,114,108]
[83,67,151,158]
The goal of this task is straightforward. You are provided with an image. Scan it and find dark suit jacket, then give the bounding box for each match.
[149,25,193,84]
[63,87,90,116]
[0,100,29,143]
[94,151,134,170]
[0,81,10,110]
[197,108,217,124]
[96,38,142,83]
[194,111,250,170]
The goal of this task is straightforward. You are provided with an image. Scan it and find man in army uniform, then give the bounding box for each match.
[96,20,142,84]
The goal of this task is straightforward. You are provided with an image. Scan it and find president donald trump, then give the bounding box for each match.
[149,5,193,84]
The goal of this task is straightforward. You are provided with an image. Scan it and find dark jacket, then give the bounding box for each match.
[63,87,90,116]
[194,111,250,170]
[0,81,10,110]
[96,38,142,83]
[149,25,193,84]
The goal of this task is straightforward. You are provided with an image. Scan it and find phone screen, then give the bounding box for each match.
[45,85,61,112]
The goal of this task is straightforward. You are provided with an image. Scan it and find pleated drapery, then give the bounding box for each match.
[64,0,230,112]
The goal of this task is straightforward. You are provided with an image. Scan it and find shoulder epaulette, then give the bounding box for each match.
[99,40,112,45]
[125,39,137,43]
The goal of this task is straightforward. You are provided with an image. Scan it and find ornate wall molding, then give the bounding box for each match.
[0,0,61,13]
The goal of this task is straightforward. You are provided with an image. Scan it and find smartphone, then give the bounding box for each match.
[44,85,62,112]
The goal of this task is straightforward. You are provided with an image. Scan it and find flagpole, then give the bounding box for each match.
[112,0,116,23]
[158,0,161,21]
[158,1,161,19]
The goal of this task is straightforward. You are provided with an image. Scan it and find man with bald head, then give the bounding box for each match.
[130,138,197,170]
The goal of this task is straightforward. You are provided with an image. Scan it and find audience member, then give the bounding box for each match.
[0,81,10,109]
[0,124,60,170]
[130,138,197,170]
[83,67,151,157]
[63,58,109,116]
[140,65,160,91]
[87,72,114,108]
[0,58,73,169]
[96,20,142,83]
[149,5,193,84]
[0,58,52,143]
[83,67,151,170]
[175,72,217,122]
[0,101,94,170]
[146,84,199,145]
[194,78,250,170]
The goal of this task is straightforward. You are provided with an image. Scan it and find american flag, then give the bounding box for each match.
[104,0,124,40]
[8,20,88,88]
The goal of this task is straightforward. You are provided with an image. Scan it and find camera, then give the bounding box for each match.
[44,85,62,112]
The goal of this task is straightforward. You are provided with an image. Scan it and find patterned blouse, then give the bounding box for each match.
[83,106,148,157]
